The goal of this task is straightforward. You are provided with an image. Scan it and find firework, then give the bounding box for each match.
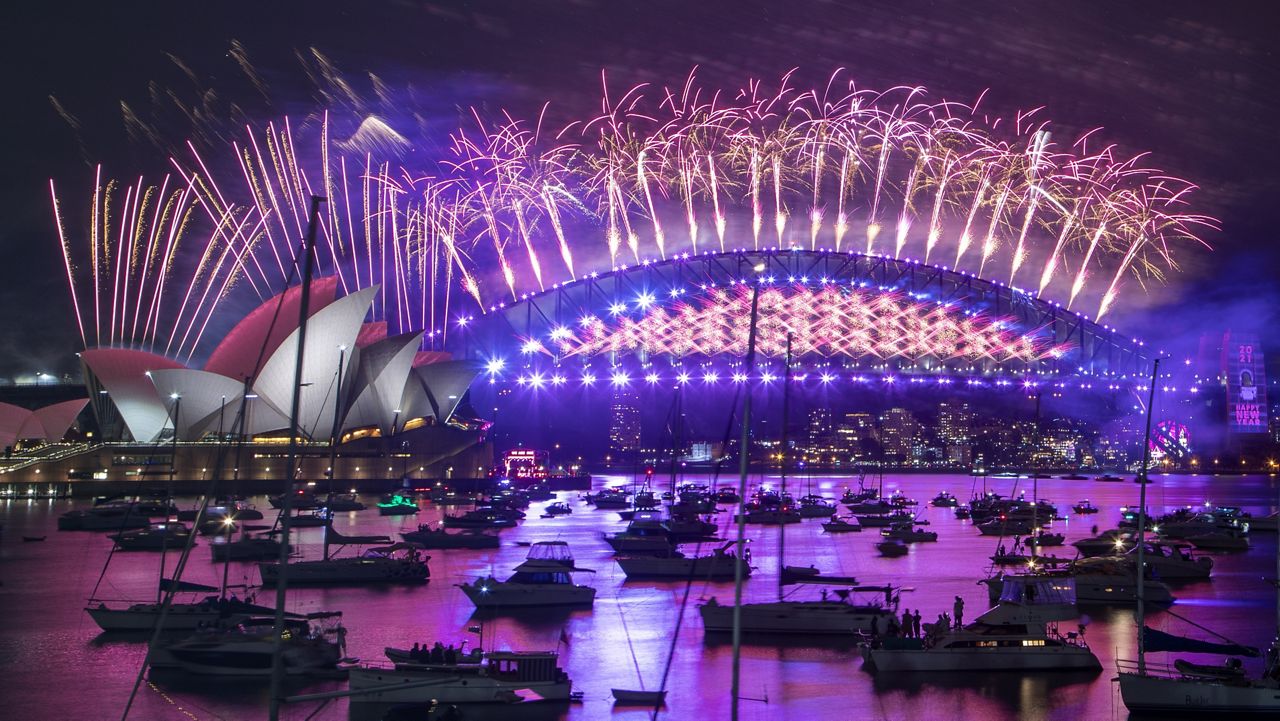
[51,70,1214,363]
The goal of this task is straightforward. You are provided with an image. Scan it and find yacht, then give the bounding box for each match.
[1116,541,1213,581]
[605,511,675,554]
[325,494,367,512]
[1071,499,1099,514]
[822,516,863,533]
[401,524,500,549]
[699,585,899,635]
[877,539,909,557]
[348,650,571,704]
[158,614,344,677]
[377,494,419,516]
[57,503,151,532]
[458,541,596,607]
[1072,529,1135,557]
[442,508,518,529]
[864,576,1100,672]
[259,544,429,585]
[1187,529,1249,551]
[856,511,914,527]
[930,491,959,507]
[616,542,749,579]
[86,595,276,632]
[797,495,838,518]
[734,508,801,524]
[109,522,194,551]
[210,534,286,561]
[983,558,1175,605]
[881,523,937,543]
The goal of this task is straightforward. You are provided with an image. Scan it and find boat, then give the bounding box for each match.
[856,510,915,527]
[977,518,1035,536]
[881,523,937,543]
[211,534,286,561]
[542,501,572,516]
[592,489,632,509]
[1059,473,1089,481]
[1071,499,1099,514]
[821,516,863,533]
[876,539,909,557]
[797,495,837,518]
[734,508,802,524]
[458,541,596,607]
[700,584,901,635]
[325,494,366,512]
[347,650,571,704]
[22,535,45,542]
[1025,531,1065,547]
[1072,529,1136,557]
[1095,474,1124,482]
[269,491,320,510]
[159,613,344,677]
[983,559,1175,605]
[377,494,419,515]
[863,576,1100,673]
[57,503,151,531]
[287,508,332,527]
[1117,355,1280,715]
[1115,542,1213,581]
[86,595,279,632]
[259,543,428,586]
[930,491,959,507]
[109,522,194,551]
[401,524,500,549]
[617,542,750,579]
[605,511,676,554]
[612,688,667,705]
[442,508,519,529]
[1187,529,1249,551]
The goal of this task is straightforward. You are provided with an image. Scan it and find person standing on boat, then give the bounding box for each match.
[911,610,921,639]
[953,596,964,629]
[411,642,421,660]
[902,608,914,638]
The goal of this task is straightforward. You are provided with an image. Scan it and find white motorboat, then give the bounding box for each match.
[617,542,749,579]
[259,544,429,585]
[865,576,1100,672]
[1114,541,1214,581]
[458,541,596,607]
[1187,529,1249,551]
[699,586,899,635]
[983,559,1175,605]
[348,650,571,704]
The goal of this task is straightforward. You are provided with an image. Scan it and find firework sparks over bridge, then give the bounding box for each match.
[50,70,1214,362]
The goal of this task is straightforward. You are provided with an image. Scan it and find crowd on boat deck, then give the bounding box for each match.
[409,641,464,664]
[877,597,965,640]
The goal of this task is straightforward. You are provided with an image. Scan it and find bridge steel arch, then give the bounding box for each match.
[455,250,1149,381]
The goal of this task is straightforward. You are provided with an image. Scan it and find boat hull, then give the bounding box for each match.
[259,558,429,585]
[617,556,747,579]
[460,582,596,607]
[1118,671,1280,715]
[348,665,571,704]
[87,605,237,632]
[699,600,890,634]
[868,645,1102,672]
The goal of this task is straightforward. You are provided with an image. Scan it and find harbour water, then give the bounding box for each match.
[1,472,1275,720]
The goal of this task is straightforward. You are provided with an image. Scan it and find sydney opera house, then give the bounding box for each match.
[0,278,490,493]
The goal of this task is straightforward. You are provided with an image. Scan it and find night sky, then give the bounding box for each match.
[4,0,1278,380]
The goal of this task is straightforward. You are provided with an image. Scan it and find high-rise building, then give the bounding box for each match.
[878,408,919,465]
[608,387,641,455]
[938,401,974,467]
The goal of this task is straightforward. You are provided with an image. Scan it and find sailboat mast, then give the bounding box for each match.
[158,395,180,603]
[730,262,765,721]
[323,345,347,562]
[269,195,325,721]
[1134,357,1161,674]
[778,334,792,602]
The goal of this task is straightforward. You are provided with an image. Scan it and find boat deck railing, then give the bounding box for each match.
[1115,658,1196,680]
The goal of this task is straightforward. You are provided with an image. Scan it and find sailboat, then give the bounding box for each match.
[701,333,900,637]
[1117,358,1280,714]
